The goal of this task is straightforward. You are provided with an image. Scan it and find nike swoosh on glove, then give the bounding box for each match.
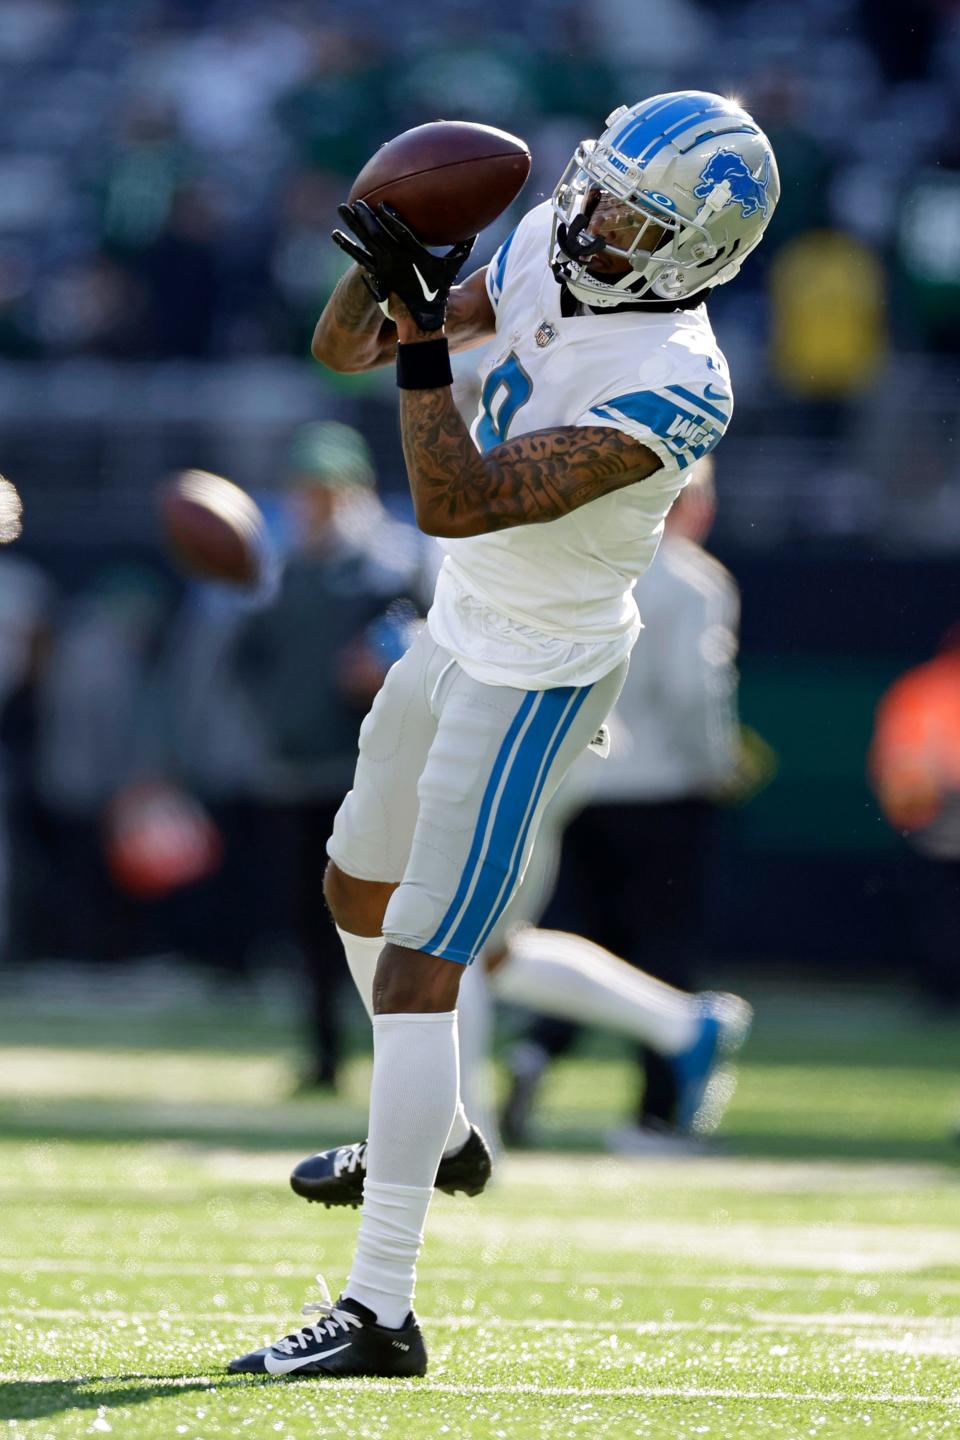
[332,201,476,332]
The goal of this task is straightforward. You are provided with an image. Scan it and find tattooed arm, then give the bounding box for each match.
[394,312,661,538]
[312,266,496,373]
[401,395,662,538]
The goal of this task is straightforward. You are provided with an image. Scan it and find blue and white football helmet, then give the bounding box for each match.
[550,91,779,307]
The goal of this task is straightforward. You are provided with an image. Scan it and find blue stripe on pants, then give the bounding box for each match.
[431,685,590,964]
[423,690,538,954]
[470,686,591,958]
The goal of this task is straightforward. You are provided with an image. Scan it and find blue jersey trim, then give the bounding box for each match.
[592,388,725,470]
[488,225,518,305]
[665,383,729,422]
[590,388,682,436]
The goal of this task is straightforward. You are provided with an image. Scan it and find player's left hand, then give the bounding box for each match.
[332,201,475,332]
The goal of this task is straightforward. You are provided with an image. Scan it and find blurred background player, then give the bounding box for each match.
[868,626,960,1010]
[291,462,758,1176]
[0,552,53,963]
[493,456,771,1150]
[165,420,423,1082]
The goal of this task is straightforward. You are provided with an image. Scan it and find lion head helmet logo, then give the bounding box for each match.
[693,150,771,218]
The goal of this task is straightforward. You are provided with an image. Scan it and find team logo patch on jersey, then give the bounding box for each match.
[693,150,771,218]
[534,320,558,348]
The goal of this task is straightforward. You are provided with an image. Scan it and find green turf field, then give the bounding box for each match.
[1,979,959,1438]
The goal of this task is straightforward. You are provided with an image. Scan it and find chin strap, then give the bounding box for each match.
[556,213,607,263]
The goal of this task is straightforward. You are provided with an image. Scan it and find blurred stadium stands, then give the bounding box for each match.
[1,0,959,537]
[0,0,959,987]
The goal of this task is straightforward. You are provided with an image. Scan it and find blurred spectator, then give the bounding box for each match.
[857,2,943,84]
[501,460,771,1148]
[274,27,393,179]
[32,256,148,357]
[896,167,960,353]
[0,555,54,960]
[141,15,311,157]
[267,169,350,355]
[34,564,170,959]
[139,185,220,358]
[751,73,833,252]
[100,102,189,252]
[228,422,422,1089]
[769,230,888,409]
[0,0,944,387]
[529,7,619,123]
[592,0,713,69]
[868,627,960,1006]
[389,17,531,128]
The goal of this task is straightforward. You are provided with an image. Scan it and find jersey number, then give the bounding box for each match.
[476,352,532,452]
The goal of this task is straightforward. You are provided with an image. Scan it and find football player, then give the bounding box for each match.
[230,90,779,1380]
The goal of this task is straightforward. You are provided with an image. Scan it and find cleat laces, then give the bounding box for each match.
[333,1140,367,1178]
[271,1275,363,1356]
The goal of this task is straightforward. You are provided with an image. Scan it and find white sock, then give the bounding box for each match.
[336,926,382,1020]
[335,926,470,1155]
[452,962,500,1156]
[346,1010,459,1328]
[489,927,699,1056]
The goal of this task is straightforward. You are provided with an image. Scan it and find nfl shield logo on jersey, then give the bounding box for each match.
[534,320,557,348]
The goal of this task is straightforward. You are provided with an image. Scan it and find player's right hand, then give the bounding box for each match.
[331,201,475,332]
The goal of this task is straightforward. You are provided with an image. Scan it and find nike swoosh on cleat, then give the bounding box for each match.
[412,264,439,302]
[263,1342,352,1374]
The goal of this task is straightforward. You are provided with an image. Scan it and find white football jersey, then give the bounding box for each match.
[428,201,733,689]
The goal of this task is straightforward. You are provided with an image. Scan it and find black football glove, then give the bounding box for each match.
[331,201,476,332]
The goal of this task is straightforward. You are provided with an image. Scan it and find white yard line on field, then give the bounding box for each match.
[424,1213,960,1273]
[0,1306,738,1330]
[0,1374,957,1406]
[3,1235,955,1277]
[12,1214,955,1273]
[4,1305,960,1338]
[3,1256,960,1296]
[853,1335,960,1356]
[748,1310,960,1330]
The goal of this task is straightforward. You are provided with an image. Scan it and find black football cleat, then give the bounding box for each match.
[290,1124,493,1208]
[229,1278,427,1379]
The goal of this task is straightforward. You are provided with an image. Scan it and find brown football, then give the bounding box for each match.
[348,120,531,245]
[156,470,266,587]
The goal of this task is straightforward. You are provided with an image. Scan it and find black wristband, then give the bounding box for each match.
[396,338,453,390]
